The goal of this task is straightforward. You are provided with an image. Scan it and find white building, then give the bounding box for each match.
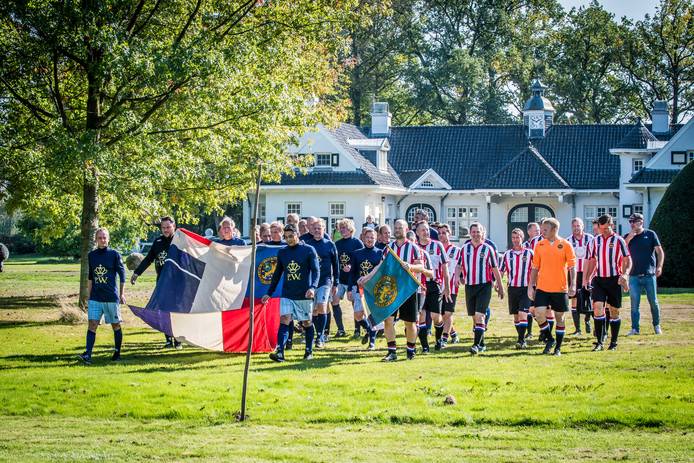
[244,81,694,249]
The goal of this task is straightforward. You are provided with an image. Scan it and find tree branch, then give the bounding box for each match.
[51,51,71,132]
[174,0,203,47]
[0,76,55,123]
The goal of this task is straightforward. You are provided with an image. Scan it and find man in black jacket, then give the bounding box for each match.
[131,216,180,348]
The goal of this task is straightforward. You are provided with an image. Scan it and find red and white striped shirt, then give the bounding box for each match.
[443,243,463,294]
[461,241,498,285]
[384,240,421,265]
[500,248,534,287]
[524,235,543,251]
[589,233,630,277]
[418,239,449,284]
[568,233,593,273]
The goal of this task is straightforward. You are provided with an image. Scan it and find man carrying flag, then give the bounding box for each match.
[348,227,382,350]
[262,224,320,362]
[359,219,428,361]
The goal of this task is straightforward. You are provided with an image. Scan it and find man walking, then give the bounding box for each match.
[624,213,665,335]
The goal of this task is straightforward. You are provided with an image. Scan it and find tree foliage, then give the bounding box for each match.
[650,161,694,287]
[0,0,355,306]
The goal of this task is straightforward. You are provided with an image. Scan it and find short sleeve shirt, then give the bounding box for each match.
[532,238,576,293]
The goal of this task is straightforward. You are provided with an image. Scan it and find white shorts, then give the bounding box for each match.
[279,298,312,322]
[87,300,122,324]
[336,283,350,299]
[314,285,332,306]
[351,288,365,313]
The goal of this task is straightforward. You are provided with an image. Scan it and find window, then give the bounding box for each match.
[329,202,345,232]
[688,151,694,163]
[633,204,643,215]
[315,153,332,167]
[446,206,479,238]
[584,205,618,223]
[258,204,266,223]
[286,202,302,216]
[633,159,644,173]
[420,180,434,188]
[406,204,436,224]
[672,151,687,165]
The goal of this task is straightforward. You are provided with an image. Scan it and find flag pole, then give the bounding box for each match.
[239,163,262,422]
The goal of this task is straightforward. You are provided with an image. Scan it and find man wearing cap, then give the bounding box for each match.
[624,213,665,335]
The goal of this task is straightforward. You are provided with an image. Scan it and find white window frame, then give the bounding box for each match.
[633,204,643,215]
[446,206,479,238]
[632,158,644,173]
[329,202,346,232]
[584,205,618,223]
[285,202,302,216]
[315,153,332,167]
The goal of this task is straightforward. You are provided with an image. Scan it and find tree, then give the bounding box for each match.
[545,2,640,123]
[0,0,353,308]
[620,0,694,123]
[650,162,694,287]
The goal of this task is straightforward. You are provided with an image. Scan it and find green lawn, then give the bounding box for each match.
[1,256,693,462]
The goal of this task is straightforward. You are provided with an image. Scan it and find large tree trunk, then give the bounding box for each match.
[79,168,99,310]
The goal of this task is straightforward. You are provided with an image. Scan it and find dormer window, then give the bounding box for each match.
[632,159,644,173]
[315,153,338,167]
[420,180,434,188]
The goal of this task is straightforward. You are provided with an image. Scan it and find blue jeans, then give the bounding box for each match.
[629,275,660,331]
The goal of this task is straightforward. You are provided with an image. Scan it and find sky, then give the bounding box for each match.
[558,0,658,20]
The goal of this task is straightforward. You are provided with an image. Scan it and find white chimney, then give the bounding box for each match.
[651,100,670,134]
[371,102,391,136]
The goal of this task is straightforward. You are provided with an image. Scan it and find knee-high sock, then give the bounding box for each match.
[332,304,345,332]
[418,323,429,349]
[485,307,491,327]
[387,340,396,354]
[324,312,332,336]
[314,314,327,342]
[276,323,290,354]
[85,330,96,356]
[555,324,565,350]
[546,314,555,333]
[358,319,371,332]
[473,323,485,346]
[610,318,621,344]
[354,319,360,334]
[425,311,432,331]
[571,309,581,330]
[113,328,122,352]
[434,323,444,341]
[304,324,315,352]
[594,315,606,343]
[526,314,534,335]
[515,322,527,343]
[538,320,554,342]
[288,320,295,343]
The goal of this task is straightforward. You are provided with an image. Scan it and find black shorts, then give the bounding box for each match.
[591,276,622,308]
[443,292,458,312]
[422,281,443,314]
[465,283,492,316]
[507,286,530,314]
[534,289,569,312]
[393,292,419,323]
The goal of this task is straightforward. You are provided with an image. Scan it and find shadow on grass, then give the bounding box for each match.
[0,295,58,310]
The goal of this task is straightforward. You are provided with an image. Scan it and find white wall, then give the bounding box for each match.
[648,120,694,170]
[288,127,360,173]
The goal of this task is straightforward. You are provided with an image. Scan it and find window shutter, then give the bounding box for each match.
[331,153,339,167]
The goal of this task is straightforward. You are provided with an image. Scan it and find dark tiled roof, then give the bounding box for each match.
[326,123,404,188]
[629,168,680,184]
[645,123,684,141]
[388,124,629,190]
[615,120,657,149]
[484,144,569,189]
[268,170,376,186]
[398,169,429,187]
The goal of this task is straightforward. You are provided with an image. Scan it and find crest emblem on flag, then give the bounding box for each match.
[257,256,277,284]
[374,275,398,307]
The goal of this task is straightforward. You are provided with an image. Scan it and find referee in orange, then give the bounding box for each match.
[527,218,576,356]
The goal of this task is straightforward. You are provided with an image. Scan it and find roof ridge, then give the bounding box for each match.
[526,145,570,188]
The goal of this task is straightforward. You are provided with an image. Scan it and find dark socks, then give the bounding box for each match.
[304,324,315,352]
[354,320,360,335]
[527,315,534,335]
[325,312,332,336]
[473,323,485,346]
[387,340,396,354]
[406,341,416,355]
[358,319,371,333]
[332,304,345,332]
[571,309,580,330]
[276,323,290,354]
[434,323,444,341]
[85,330,96,356]
[610,318,621,344]
[515,322,527,343]
[288,320,295,343]
[555,324,565,350]
[314,314,327,342]
[594,316,606,343]
[418,324,429,349]
[539,320,554,342]
[113,328,122,352]
[485,307,491,327]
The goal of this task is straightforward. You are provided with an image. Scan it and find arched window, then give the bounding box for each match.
[406,203,436,224]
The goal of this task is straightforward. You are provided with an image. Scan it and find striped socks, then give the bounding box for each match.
[434,323,444,341]
[594,315,606,344]
[473,323,486,346]
[418,323,429,349]
[555,324,565,350]
[610,317,621,344]
[387,340,396,354]
[514,321,528,342]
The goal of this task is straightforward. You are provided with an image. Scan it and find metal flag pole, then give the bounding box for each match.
[239,163,262,422]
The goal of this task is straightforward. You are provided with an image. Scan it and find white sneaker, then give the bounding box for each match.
[626,329,639,336]
[654,325,662,335]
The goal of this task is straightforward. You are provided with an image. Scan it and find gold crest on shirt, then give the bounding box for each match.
[94,264,108,284]
[287,260,301,281]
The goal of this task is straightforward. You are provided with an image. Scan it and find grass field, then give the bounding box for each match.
[1,256,693,462]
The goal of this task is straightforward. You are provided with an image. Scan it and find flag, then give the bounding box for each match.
[362,247,421,326]
[129,228,284,353]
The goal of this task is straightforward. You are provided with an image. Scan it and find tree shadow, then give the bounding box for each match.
[0,295,58,310]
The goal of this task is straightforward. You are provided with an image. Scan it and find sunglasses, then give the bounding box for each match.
[629,220,643,224]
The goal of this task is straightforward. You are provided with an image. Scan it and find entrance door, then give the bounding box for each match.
[507,204,554,246]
